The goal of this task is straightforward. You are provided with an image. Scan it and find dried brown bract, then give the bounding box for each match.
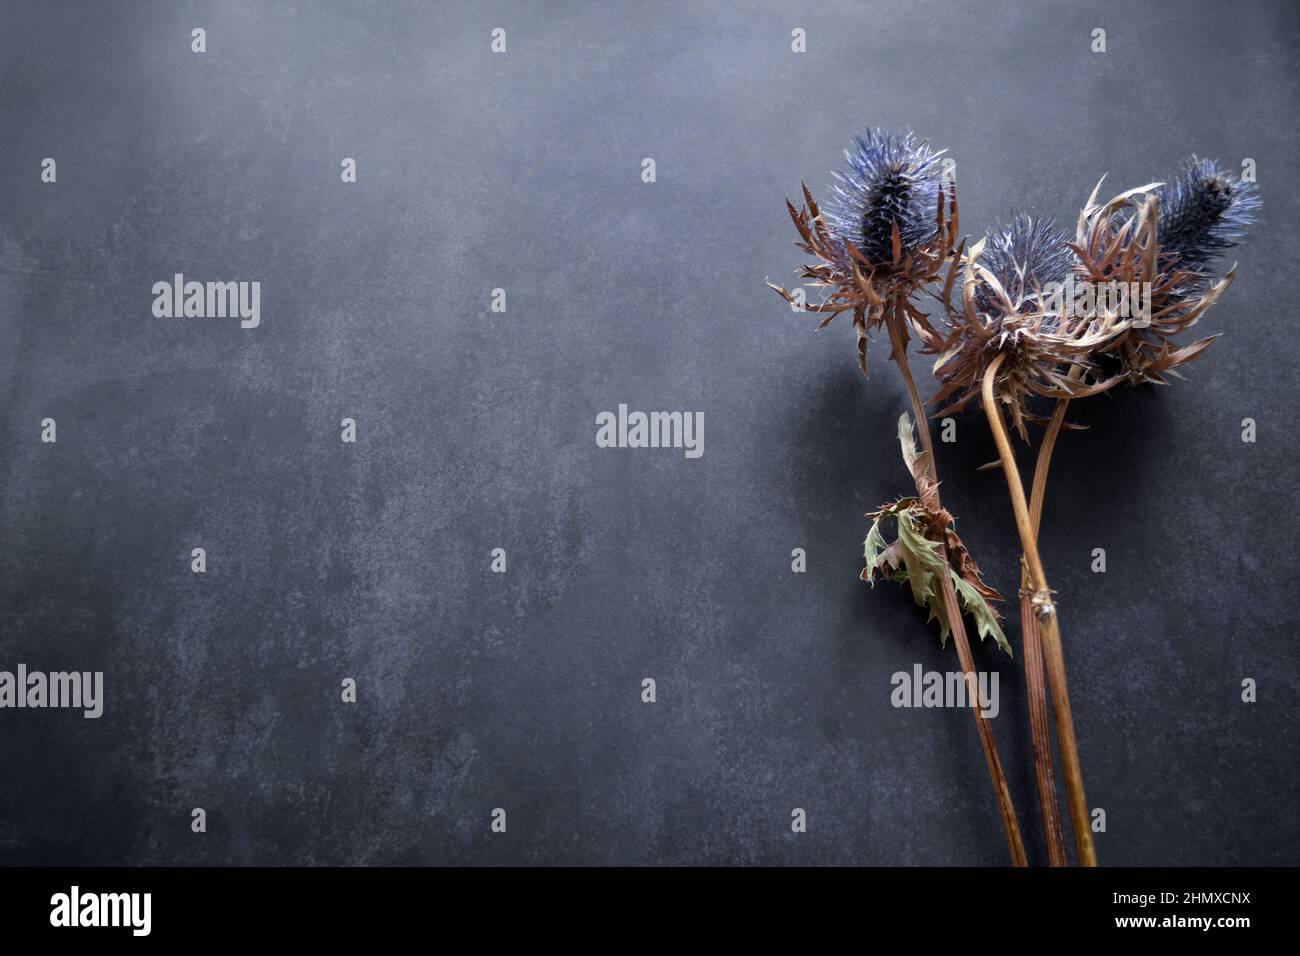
[930,217,1128,441]
[1074,174,1246,384]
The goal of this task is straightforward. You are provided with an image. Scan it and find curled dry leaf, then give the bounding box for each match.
[863,498,1011,657]
[861,414,1010,656]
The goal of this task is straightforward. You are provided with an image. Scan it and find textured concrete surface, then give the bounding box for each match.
[0,0,1297,865]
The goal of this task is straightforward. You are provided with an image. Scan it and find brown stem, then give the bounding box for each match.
[886,300,1028,867]
[1021,397,1070,866]
[982,356,1097,866]
[1019,591,1066,865]
[1030,398,1069,538]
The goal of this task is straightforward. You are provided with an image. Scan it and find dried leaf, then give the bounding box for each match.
[897,413,921,480]
[863,497,1011,656]
[951,574,1013,656]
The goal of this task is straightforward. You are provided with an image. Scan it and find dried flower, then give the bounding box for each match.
[769,132,1028,866]
[930,215,1127,439]
[768,130,959,373]
[974,215,1074,314]
[827,130,947,269]
[1155,157,1260,280]
[1076,161,1259,383]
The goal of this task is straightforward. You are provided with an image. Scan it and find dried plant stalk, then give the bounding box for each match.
[1019,590,1066,865]
[1021,396,1071,866]
[885,304,1027,867]
[774,132,1027,865]
[982,354,1096,866]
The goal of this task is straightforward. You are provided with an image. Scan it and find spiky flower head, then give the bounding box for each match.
[1154,157,1259,281]
[826,130,948,270]
[769,130,958,375]
[931,215,1127,440]
[1077,161,1258,384]
[974,215,1075,317]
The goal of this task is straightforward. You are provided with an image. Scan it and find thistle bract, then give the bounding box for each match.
[1076,163,1258,384]
[931,216,1126,439]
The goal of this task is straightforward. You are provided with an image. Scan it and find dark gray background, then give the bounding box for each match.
[1,0,1296,866]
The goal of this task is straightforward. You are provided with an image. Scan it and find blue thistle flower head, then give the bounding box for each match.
[979,215,1074,306]
[826,130,948,269]
[973,215,1075,335]
[935,212,1116,438]
[1156,157,1259,278]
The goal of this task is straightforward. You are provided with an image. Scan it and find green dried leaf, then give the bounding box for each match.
[950,571,1013,657]
[862,497,1012,657]
[895,508,945,609]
